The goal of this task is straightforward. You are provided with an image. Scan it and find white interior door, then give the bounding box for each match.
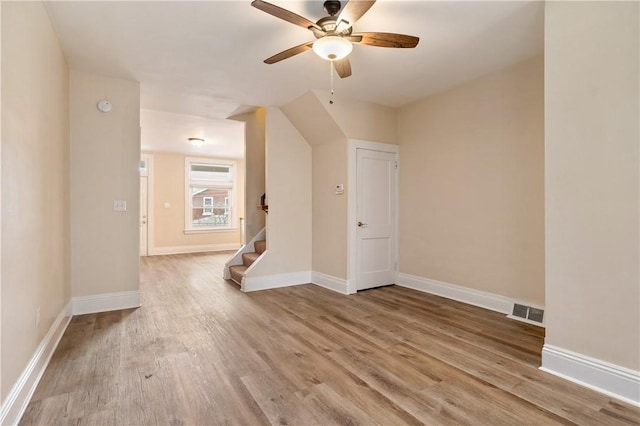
[356,148,397,290]
[140,176,148,256]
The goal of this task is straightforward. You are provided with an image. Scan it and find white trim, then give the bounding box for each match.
[140,153,154,257]
[541,344,640,407]
[183,228,238,235]
[0,301,72,426]
[72,291,141,315]
[311,271,348,294]
[184,156,237,232]
[149,243,241,256]
[396,272,514,314]
[347,139,400,295]
[242,271,311,292]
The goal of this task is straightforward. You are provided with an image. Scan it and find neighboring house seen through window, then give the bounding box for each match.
[185,157,236,233]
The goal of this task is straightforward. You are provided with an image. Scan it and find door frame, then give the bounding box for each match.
[140,153,154,255]
[347,139,399,294]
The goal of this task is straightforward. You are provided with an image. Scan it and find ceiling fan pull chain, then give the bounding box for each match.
[330,61,335,105]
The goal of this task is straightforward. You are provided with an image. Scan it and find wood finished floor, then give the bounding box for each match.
[21,252,640,425]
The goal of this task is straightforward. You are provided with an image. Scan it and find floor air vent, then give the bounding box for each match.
[510,303,544,326]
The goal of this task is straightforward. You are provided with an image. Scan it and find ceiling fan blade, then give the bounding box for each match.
[336,0,376,33]
[351,32,419,48]
[251,0,322,32]
[344,35,363,43]
[334,57,352,78]
[264,42,314,64]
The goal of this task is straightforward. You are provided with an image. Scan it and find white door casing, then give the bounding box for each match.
[140,176,148,256]
[348,140,399,293]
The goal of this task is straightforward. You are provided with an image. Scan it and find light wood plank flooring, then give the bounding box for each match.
[21,252,640,425]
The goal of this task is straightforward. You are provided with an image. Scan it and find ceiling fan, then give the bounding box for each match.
[251,0,419,78]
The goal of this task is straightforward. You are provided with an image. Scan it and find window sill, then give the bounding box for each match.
[184,228,238,235]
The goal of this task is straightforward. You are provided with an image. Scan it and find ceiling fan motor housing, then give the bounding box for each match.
[323,1,341,16]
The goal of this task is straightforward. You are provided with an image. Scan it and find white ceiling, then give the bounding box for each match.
[45,0,544,153]
[140,109,245,158]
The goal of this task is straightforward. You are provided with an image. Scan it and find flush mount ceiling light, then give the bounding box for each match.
[312,35,353,61]
[189,138,205,147]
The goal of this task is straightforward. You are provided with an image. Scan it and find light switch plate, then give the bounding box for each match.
[113,200,127,212]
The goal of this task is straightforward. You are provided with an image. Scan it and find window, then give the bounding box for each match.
[185,157,236,233]
[202,197,213,216]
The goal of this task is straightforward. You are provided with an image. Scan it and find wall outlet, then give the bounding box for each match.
[113,200,127,212]
[335,184,344,195]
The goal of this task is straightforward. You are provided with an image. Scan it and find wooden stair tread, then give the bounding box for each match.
[229,265,248,284]
[242,252,260,267]
[227,239,266,286]
[254,240,266,254]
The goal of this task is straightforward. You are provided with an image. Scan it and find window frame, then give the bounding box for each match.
[184,157,237,234]
[202,196,214,216]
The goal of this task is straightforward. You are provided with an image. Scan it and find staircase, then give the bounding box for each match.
[229,240,266,285]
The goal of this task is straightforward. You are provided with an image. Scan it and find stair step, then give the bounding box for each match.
[254,240,266,254]
[242,252,260,267]
[229,265,247,284]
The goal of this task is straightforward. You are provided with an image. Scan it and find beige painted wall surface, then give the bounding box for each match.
[70,70,140,297]
[282,92,349,279]
[282,90,397,280]
[0,0,3,398]
[398,56,545,305]
[229,108,265,243]
[545,2,639,370]
[281,91,345,147]
[314,90,398,145]
[246,107,311,277]
[311,142,349,278]
[1,2,70,399]
[147,151,243,248]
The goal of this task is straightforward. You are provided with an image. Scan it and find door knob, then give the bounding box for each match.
[357,221,367,227]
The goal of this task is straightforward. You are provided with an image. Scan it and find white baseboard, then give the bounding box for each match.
[397,272,514,314]
[0,301,72,426]
[72,290,141,315]
[541,344,640,407]
[148,243,241,256]
[243,271,311,292]
[311,271,348,294]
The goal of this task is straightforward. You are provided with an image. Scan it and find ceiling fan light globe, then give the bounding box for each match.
[312,36,352,61]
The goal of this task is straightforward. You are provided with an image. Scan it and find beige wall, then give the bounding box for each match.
[544,2,639,370]
[229,108,265,243]
[315,90,398,145]
[1,2,70,400]
[311,141,349,278]
[282,91,397,280]
[398,56,545,305]
[145,151,243,249]
[282,92,349,279]
[70,70,140,297]
[246,107,312,278]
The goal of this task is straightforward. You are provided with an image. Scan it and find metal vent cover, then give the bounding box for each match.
[511,303,544,325]
[528,308,544,323]
[512,303,528,319]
